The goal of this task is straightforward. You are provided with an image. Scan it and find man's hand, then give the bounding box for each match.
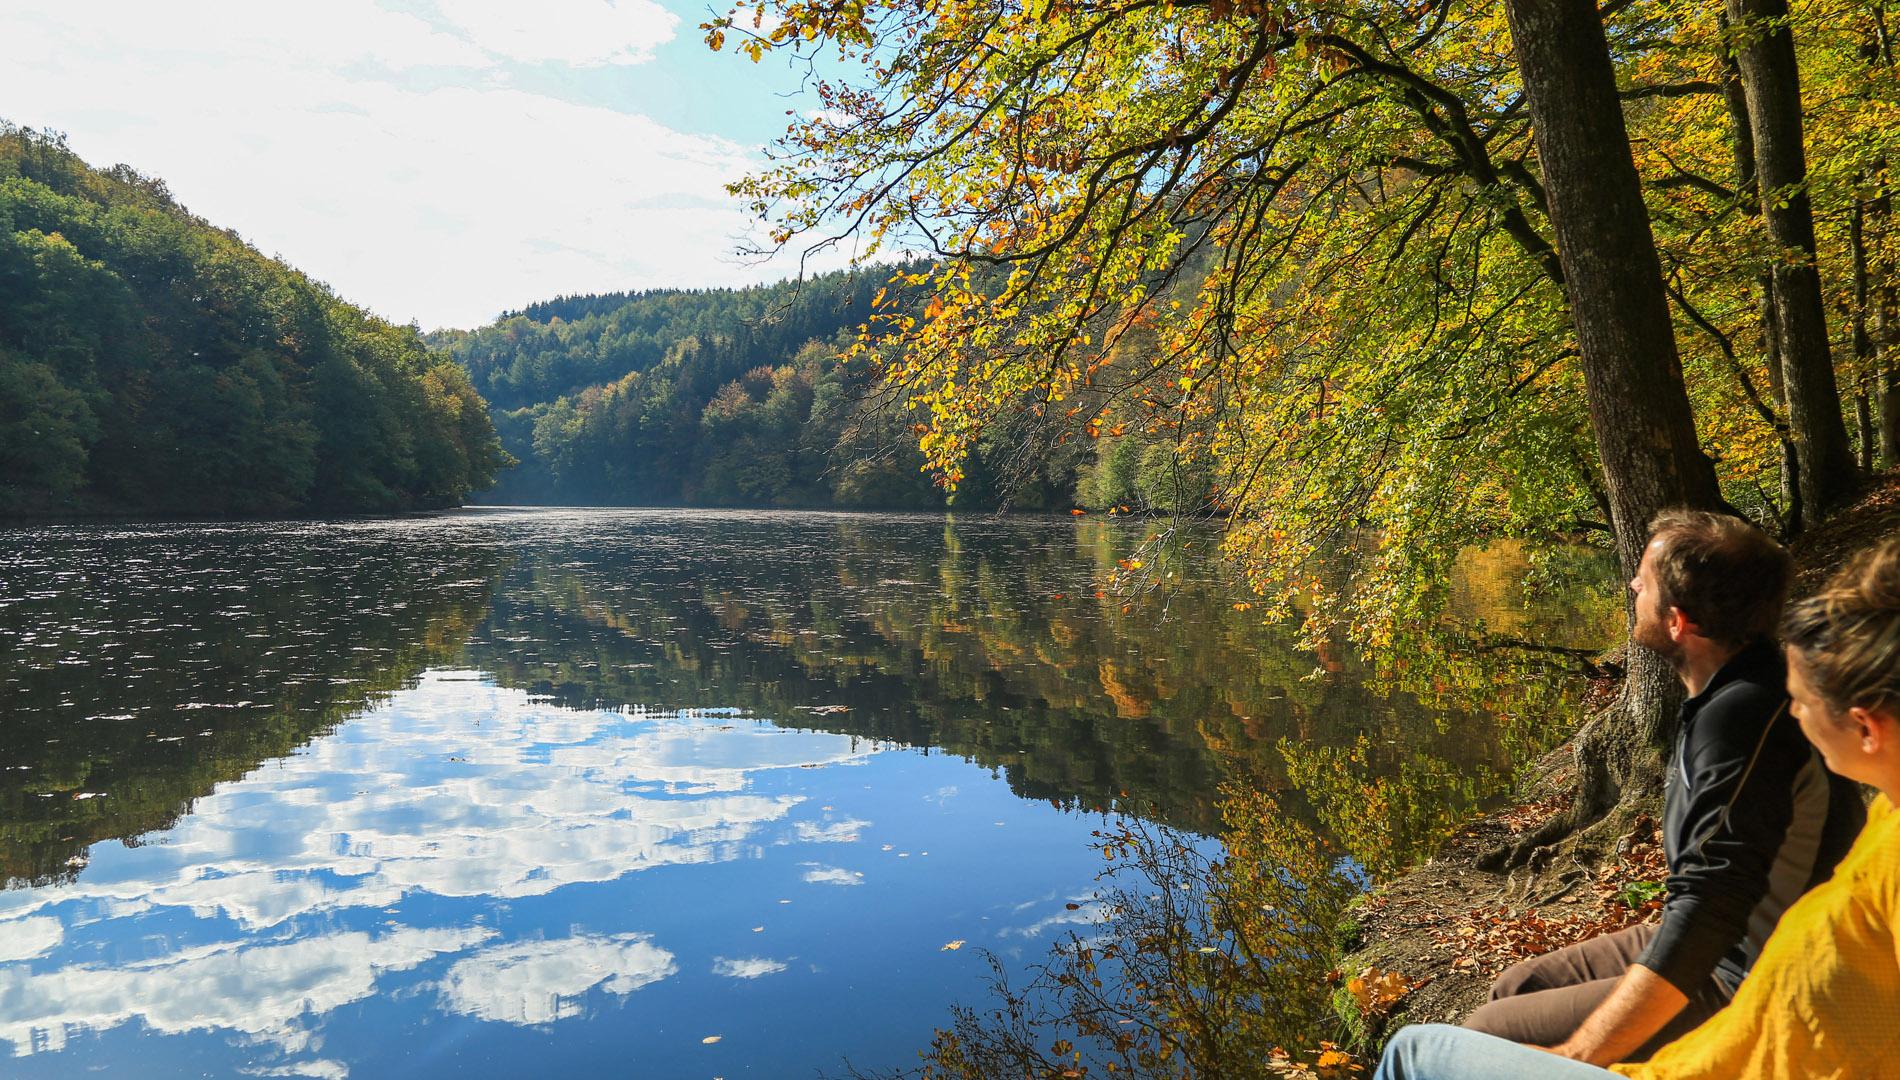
[1546,963,1689,1066]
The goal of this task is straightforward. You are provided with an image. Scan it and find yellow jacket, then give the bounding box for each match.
[1614,794,1900,1080]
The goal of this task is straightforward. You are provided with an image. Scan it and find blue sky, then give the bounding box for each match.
[1,0,856,328]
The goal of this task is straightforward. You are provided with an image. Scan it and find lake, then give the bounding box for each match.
[0,509,1618,1077]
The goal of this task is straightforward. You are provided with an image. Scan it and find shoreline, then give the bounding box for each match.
[1329,473,1900,1052]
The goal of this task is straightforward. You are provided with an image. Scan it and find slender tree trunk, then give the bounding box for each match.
[1859,27,1900,469]
[1884,267,1900,466]
[1885,358,1900,468]
[1875,173,1899,468]
[1761,284,1804,524]
[1500,0,1725,828]
[1853,200,1878,470]
[1727,0,1861,515]
[1856,390,1877,469]
[1719,29,1803,527]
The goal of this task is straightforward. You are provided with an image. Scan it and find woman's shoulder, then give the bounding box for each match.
[1835,794,1900,902]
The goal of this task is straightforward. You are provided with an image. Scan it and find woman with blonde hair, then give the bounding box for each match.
[1375,536,1900,1080]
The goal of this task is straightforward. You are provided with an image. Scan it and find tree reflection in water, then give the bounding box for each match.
[0,511,1618,1075]
[460,517,1618,870]
[2,513,1617,888]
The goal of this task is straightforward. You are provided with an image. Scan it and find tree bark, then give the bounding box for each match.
[1867,31,1899,470]
[1718,29,1802,527]
[1856,389,1877,469]
[1500,0,1725,829]
[1853,199,1878,470]
[1884,358,1900,468]
[1726,0,1861,515]
[1874,170,1899,468]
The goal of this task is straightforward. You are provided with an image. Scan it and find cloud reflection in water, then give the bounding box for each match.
[0,671,881,1062]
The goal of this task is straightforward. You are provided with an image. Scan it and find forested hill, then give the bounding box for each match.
[432,265,1099,510]
[0,126,507,518]
[441,267,911,413]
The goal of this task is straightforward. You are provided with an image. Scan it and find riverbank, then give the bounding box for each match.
[1330,474,1900,1053]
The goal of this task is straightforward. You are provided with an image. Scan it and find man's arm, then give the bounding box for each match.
[1546,963,1688,1066]
[1635,685,1801,999]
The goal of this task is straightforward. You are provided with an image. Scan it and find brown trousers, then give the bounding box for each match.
[1461,924,1733,1059]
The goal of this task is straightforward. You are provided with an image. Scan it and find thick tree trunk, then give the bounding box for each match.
[1726,0,1860,516]
[1500,0,1725,833]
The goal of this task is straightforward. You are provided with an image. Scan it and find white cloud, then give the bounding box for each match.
[792,818,871,844]
[439,933,677,1024]
[0,916,63,962]
[241,1060,352,1080]
[804,107,857,129]
[799,864,863,886]
[1,0,497,72]
[710,956,787,979]
[1000,897,1103,939]
[0,674,884,1058]
[439,0,680,65]
[552,722,875,793]
[0,674,875,932]
[0,1,803,328]
[0,926,489,1059]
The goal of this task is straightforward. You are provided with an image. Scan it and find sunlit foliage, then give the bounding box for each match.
[705,0,1898,645]
[433,264,1093,508]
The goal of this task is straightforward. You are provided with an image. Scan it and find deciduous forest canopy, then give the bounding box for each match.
[432,266,1208,510]
[708,0,1895,597]
[696,0,1897,838]
[0,125,507,517]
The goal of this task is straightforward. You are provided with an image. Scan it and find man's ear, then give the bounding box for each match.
[1666,606,1696,642]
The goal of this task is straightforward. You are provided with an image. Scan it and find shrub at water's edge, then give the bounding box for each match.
[0,125,508,518]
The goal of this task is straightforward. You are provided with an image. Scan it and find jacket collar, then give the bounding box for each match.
[1683,637,1783,709]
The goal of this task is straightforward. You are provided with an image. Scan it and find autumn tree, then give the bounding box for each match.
[704,0,1893,841]
[1496,0,1724,837]
[1724,0,1860,517]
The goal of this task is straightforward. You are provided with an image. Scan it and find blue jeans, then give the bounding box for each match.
[1374,1024,1618,1080]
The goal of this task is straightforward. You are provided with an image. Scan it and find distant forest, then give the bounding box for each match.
[0,126,507,518]
[435,267,1211,512]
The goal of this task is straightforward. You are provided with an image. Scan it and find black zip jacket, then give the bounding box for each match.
[1636,639,1866,995]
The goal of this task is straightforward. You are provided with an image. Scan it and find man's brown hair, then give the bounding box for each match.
[1646,509,1792,646]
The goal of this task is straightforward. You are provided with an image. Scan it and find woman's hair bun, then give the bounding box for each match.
[1782,536,1900,715]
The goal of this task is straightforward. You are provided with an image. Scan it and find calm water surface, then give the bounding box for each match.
[0,509,1617,1077]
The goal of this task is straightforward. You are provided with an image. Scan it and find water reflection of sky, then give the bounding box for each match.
[0,509,1618,1076]
[0,671,1119,1077]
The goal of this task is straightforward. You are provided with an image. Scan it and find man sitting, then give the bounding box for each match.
[1461,510,1864,1064]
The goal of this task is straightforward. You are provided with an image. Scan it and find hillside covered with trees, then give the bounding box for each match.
[434,266,1211,511]
[0,126,507,518]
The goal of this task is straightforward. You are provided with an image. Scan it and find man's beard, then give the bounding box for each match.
[1631,609,1682,664]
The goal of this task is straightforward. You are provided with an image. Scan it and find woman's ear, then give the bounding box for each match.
[1848,706,1887,755]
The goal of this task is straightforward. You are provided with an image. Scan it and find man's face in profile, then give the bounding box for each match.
[1630,537,1682,661]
